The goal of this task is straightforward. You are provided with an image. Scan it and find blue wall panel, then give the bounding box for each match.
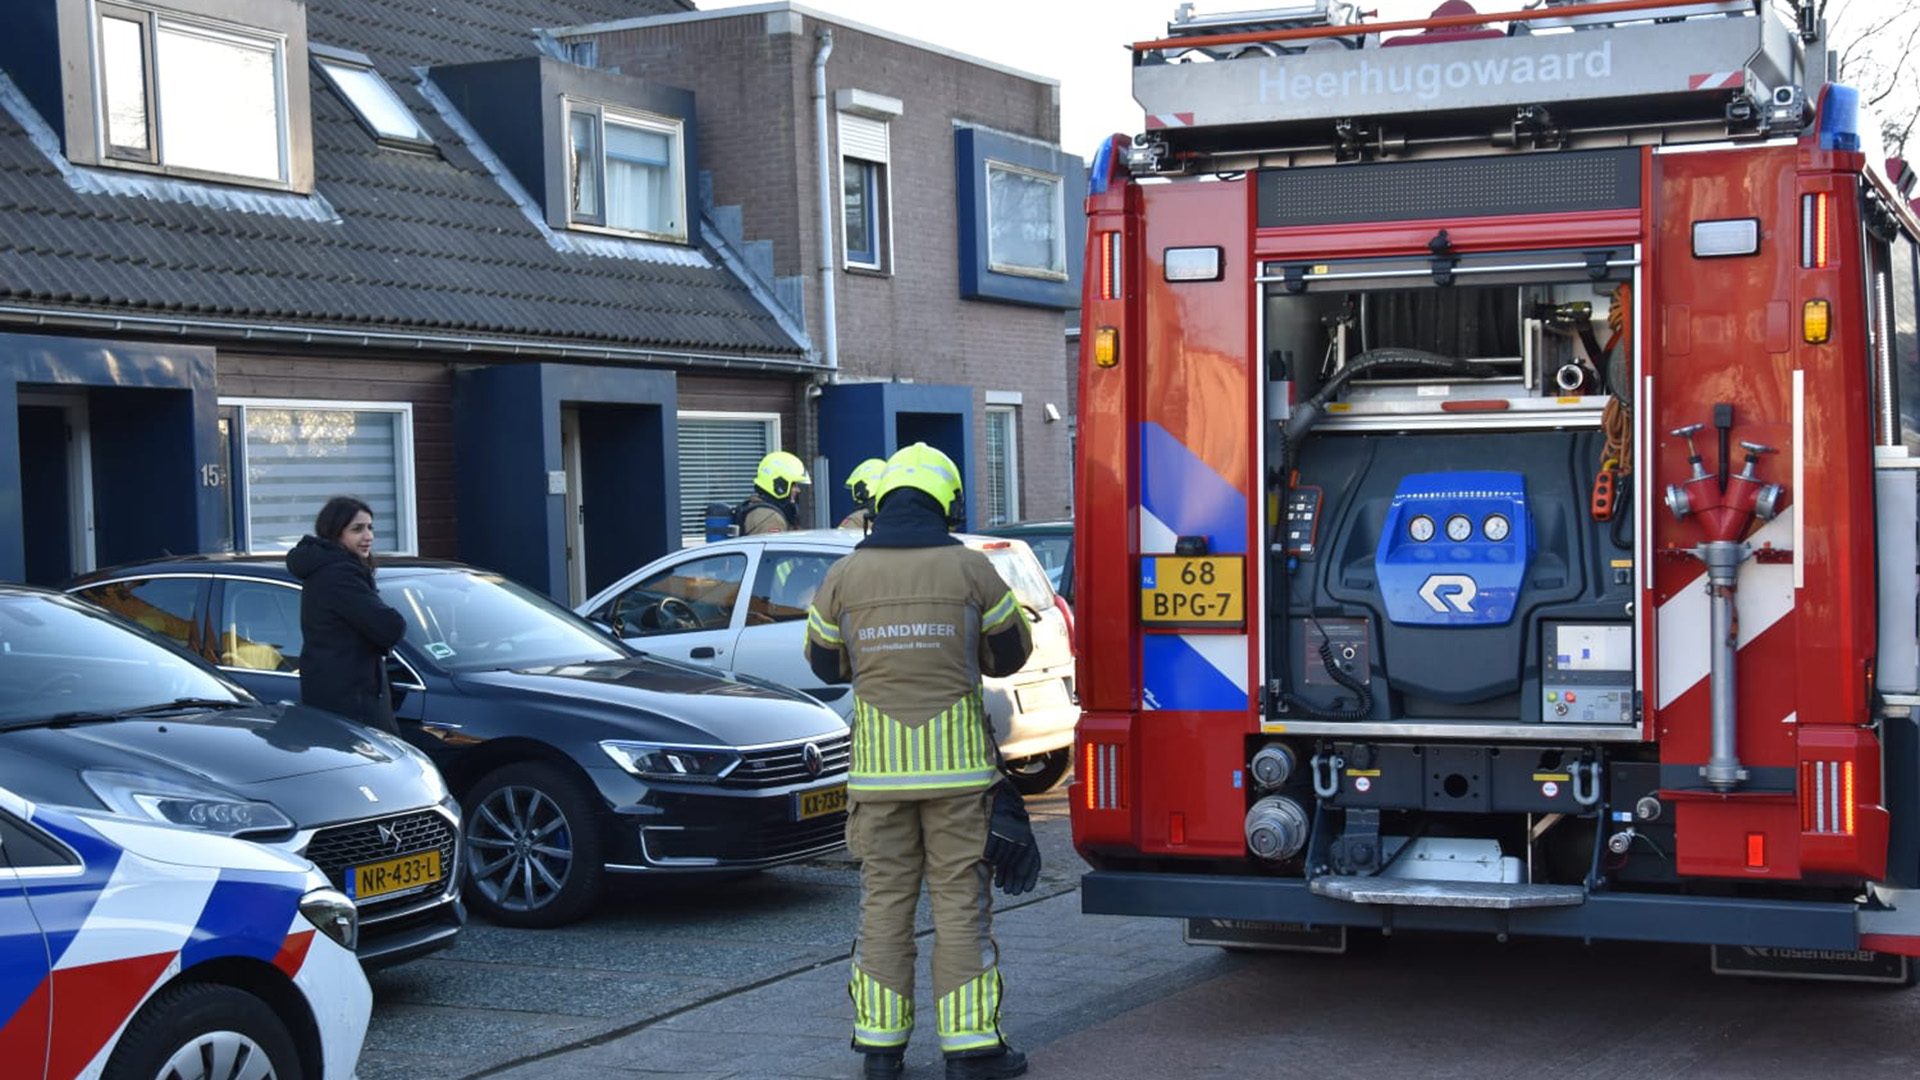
[453,363,676,600]
[0,332,218,584]
[817,382,975,530]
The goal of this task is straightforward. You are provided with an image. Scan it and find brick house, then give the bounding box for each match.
[0,0,833,602]
[553,3,1084,528]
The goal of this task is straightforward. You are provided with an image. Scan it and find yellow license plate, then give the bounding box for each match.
[349,849,443,901]
[797,783,848,820]
[1140,555,1245,626]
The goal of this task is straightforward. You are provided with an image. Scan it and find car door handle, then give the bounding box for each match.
[690,646,719,659]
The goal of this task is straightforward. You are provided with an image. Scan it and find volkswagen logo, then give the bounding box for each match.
[802,742,825,778]
[376,822,402,853]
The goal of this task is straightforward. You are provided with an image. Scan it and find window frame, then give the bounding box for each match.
[837,110,894,273]
[563,99,687,243]
[90,2,295,187]
[984,158,1068,282]
[842,157,887,271]
[676,410,780,546]
[216,397,419,556]
[985,404,1021,526]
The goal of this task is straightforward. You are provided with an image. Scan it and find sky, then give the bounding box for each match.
[693,0,1439,160]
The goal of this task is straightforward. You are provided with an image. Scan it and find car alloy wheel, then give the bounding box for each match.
[462,761,604,927]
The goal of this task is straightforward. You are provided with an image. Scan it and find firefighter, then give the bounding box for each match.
[804,442,1039,1080]
[741,450,810,535]
[838,457,888,532]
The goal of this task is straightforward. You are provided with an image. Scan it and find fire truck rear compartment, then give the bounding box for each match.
[1280,429,1631,724]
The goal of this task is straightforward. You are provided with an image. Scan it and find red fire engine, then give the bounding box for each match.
[1070,0,1920,980]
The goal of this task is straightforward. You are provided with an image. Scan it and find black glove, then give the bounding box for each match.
[983,781,1042,895]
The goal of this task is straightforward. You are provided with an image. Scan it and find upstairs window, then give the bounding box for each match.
[986,160,1066,281]
[567,103,685,242]
[839,112,893,272]
[96,4,289,183]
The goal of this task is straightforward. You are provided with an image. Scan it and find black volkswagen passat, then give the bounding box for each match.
[68,557,852,928]
[0,584,463,966]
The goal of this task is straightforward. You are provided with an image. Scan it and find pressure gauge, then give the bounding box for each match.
[1483,514,1511,542]
[1445,514,1472,542]
[1409,515,1435,542]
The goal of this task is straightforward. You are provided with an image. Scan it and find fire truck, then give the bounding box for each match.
[1069,0,1920,980]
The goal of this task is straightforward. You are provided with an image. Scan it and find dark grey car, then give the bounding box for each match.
[0,584,463,966]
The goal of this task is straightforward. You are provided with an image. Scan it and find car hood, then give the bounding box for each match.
[451,654,847,747]
[0,704,441,825]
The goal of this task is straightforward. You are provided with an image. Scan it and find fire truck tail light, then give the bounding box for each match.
[1801,192,1830,268]
[1802,759,1857,836]
[1098,231,1122,300]
[1803,299,1832,343]
[1085,741,1127,810]
[1093,326,1119,368]
[1747,832,1767,869]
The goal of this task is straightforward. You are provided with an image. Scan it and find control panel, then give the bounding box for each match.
[1541,622,1634,724]
[1301,618,1370,687]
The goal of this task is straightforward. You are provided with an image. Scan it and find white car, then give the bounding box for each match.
[580,530,1079,793]
[0,784,371,1079]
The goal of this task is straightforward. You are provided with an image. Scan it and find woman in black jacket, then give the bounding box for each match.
[287,496,408,734]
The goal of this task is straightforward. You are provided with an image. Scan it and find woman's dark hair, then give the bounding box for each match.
[313,495,376,566]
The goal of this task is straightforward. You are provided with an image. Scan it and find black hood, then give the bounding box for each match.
[0,703,443,828]
[287,535,366,582]
[859,488,961,549]
[452,654,846,748]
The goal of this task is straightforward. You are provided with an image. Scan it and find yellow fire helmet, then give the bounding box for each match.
[872,442,963,520]
[844,458,888,505]
[755,450,811,500]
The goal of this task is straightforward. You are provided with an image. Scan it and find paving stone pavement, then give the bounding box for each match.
[465,889,1232,1080]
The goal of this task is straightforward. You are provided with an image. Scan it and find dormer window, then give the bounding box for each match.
[94,4,292,184]
[566,102,685,242]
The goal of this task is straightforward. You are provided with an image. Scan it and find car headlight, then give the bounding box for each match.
[600,741,742,782]
[82,768,295,839]
[299,887,359,952]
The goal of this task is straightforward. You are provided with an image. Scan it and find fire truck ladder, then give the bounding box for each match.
[1127,0,1829,173]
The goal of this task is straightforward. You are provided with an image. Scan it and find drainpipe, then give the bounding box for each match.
[812,28,838,372]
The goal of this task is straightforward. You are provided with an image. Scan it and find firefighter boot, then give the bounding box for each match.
[863,1051,905,1079]
[945,1044,1028,1080]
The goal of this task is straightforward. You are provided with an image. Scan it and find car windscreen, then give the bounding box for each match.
[979,545,1055,611]
[0,594,249,726]
[379,570,627,672]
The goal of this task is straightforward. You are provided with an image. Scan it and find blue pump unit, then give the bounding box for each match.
[1375,472,1533,627]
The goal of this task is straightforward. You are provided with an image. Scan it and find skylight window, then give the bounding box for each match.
[312,45,429,148]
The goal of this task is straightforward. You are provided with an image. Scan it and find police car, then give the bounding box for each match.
[0,784,371,1079]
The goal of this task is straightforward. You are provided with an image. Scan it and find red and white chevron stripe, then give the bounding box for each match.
[1144,112,1195,129]
[1655,509,1796,709]
[1688,71,1745,91]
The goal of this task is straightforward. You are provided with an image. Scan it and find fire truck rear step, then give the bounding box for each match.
[1311,876,1587,909]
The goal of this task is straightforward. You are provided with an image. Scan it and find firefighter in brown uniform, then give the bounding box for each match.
[741,450,810,535]
[805,442,1040,1080]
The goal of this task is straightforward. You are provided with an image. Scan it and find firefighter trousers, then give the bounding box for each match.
[846,788,1004,1056]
